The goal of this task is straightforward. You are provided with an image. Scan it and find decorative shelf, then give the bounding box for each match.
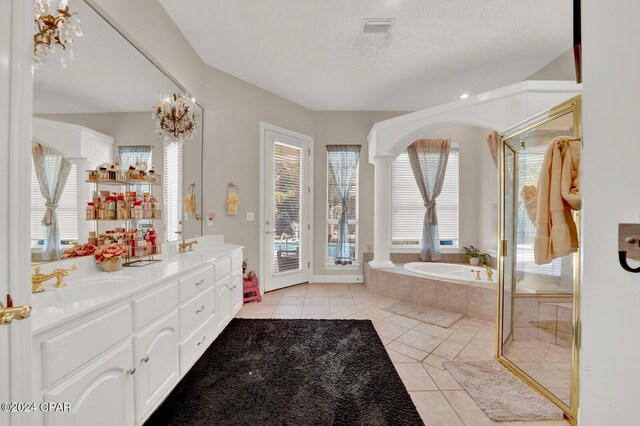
[86,170,162,186]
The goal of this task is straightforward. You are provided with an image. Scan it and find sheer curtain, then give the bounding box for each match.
[118,145,152,169]
[32,142,72,261]
[407,139,451,261]
[486,131,499,168]
[327,145,360,265]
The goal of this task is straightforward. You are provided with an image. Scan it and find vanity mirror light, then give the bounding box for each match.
[31,0,203,264]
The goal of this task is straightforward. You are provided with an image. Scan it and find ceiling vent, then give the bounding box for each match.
[363,18,395,34]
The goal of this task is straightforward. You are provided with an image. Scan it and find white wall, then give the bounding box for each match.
[579,2,640,424]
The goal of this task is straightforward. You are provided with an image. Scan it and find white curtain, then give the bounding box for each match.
[486,131,499,168]
[407,139,451,261]
[118,145,152,169]
[32,142,72,261]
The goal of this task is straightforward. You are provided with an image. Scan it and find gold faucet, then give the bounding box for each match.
[179,240,198,254]
[484,264,494,281]
[471,269,482,280]
[0,302,31,325]
[31,265,77,293]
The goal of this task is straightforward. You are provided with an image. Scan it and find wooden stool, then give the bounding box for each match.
[243,277,262,303]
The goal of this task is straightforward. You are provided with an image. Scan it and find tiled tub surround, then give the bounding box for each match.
[512,298,574,348]
[364,258,497,323]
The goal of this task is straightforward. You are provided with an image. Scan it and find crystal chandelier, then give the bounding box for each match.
[152,92,198,144]
[34,0,83,68]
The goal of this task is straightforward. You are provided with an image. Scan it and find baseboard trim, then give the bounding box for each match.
[311,275,364,283]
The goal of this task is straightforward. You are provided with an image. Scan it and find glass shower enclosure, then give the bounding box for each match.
[497,96,581,423]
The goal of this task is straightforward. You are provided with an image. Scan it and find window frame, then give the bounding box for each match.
[390,146,460,251]
[325,148,360,267]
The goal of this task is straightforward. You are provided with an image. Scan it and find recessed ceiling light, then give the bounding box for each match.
[459,93,470,99]
[363,18,395,34]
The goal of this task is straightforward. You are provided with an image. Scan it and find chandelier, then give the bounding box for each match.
[34,0,83,68]
[153,92,198,144]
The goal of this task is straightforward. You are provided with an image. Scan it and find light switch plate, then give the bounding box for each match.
[246,212,255,222]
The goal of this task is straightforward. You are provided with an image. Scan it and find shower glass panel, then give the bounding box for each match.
[500,144,516,347]
[498,96,581,421]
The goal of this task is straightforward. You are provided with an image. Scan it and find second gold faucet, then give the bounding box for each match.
[31,264,77,293]
[179,240,198,254]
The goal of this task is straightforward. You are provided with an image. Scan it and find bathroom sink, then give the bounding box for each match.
[31,276,134,310]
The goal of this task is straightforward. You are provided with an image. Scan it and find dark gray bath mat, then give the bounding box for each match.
[444,360,564,421]
[145,319,424,426]
[382,301,463,327]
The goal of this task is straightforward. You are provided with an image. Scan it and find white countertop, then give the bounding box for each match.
[30,236,242,335]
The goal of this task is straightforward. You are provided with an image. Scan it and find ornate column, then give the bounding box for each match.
[369,155,396,269]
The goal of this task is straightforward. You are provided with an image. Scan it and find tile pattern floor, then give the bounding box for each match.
[236,283,570,426]
[504,340,572,405]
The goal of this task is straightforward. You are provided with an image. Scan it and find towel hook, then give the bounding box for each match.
[227,182,239,194]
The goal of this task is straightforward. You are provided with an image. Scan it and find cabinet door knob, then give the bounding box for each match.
[195,306,205,314]
[195,279,205,286]
[141,356,150,363]
[127,368,136,375]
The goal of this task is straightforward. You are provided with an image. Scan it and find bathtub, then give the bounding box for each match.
[364,261,498,322]
[404,262,496,287]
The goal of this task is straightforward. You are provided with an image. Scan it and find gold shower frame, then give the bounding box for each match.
[496,96,581,424]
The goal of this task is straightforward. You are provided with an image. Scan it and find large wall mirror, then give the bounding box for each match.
[31,0,203,263]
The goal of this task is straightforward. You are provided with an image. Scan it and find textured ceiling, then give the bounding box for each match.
[34,0,179,114]
[159,0,572,111]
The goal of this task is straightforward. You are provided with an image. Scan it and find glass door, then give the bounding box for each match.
[263,128,311,291]
[498,96,581,422]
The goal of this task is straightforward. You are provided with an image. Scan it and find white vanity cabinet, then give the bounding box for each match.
[215,276,231,331]
[43,340,136,426]
[133,310,180,423]
[31,244,244,426]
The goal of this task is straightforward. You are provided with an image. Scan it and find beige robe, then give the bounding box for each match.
[533,137,581,265]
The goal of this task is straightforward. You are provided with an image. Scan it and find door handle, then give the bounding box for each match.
[141,356,150,363]
[0,303,31,326]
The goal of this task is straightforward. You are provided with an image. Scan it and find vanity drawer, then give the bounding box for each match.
[231,252,243,274]
[179,286,214,338]
[214,257,231,282]
[179,314,215,375]
[132,281,178,331]
[179,266,213,302]
[42,304,132,388]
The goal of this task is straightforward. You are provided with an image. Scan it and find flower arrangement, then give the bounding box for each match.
[95,243,128,272]
[62,243,97,258]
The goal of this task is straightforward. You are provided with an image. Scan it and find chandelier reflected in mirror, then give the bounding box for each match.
[34,0,83,68]
[153,92,199,144]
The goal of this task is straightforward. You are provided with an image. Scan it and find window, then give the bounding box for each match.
[118,145,153,232]
[164,142,183,242]
[515,144,563,277]
[326,146,360,264]
[31,159,78,244]
[391,148,459,247]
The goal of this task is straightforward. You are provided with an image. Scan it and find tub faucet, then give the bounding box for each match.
[471,269,482,280]
[484,265,494,281]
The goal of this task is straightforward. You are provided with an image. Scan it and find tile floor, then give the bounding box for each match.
[236,282,570,426]
[504,340,573,405]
